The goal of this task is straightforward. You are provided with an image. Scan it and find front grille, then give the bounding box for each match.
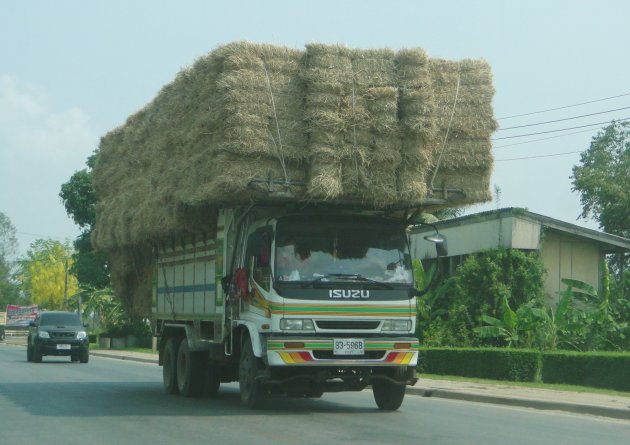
[315,320,380,330]
[50,331,75,338]
[313,350,385,360]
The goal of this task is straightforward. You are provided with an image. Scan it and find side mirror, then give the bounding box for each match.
[424,232,448,257]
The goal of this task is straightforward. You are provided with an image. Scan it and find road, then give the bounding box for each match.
[0,344,628,445]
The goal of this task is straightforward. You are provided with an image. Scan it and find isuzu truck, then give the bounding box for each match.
[154,205,443,410]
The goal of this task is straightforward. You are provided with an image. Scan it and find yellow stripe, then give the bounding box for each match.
[279,352,295,364]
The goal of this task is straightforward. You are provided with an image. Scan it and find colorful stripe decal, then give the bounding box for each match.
[269,303,414,317]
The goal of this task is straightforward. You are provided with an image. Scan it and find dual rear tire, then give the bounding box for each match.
[163,337,220,397]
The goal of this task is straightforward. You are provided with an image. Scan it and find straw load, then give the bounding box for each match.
[93,40,496,255]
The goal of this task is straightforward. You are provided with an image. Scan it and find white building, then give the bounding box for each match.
[410,208,630,305]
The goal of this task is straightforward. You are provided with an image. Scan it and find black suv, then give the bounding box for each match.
[27,311,89,363]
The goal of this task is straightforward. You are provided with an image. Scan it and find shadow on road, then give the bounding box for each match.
[0,380,376,417]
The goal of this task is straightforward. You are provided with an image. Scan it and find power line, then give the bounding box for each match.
[495,150,583,162]
[492,117,630,141]
[493,127,599,149]
[497,92,630,120]
[497,106,630,131]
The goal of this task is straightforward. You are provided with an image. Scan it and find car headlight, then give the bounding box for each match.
[77,331,87,340]
[381,319,412,332]
[38,331,50,339]
[280,318,315,331]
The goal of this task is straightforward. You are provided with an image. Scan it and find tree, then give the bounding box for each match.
[60,153,109,289]
[572,121,630,239]
[0,212,19,308]
[18,239,79,310]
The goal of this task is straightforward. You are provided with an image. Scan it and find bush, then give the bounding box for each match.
[419,347,541,382]
[419,347,630,391]
[542,351,630,391]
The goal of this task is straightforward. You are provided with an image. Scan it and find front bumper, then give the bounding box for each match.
[266,337,419,367]
[34,338,89,356]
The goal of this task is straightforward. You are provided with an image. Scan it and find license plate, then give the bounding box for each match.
[56,344,71,350]
[333,338,364,355]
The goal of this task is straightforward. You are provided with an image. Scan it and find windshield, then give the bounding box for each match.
[39,312,81,326]
[274,216,412,285]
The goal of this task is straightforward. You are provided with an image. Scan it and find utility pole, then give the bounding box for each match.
[63,257,68,310]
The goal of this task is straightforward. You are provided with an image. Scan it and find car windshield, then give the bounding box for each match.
[39,313,81,326]
[274,216,412,285]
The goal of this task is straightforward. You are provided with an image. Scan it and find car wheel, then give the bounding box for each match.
[27,341,33,362]
[239,337,267,409]
[32,347,43,363]
[80,350,89,363]
[162,337,179,394]
[71,354,79,362]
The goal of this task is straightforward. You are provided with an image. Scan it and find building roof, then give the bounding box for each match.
[410,207,630,253]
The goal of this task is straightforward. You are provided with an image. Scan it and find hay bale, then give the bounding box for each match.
[108,245,153,318]
[93,41,497,254]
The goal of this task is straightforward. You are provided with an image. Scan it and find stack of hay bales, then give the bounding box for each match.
[425,58,496,203]
[92,42,497,314]
[304,45,402,206]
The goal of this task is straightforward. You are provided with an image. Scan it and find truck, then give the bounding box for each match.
[92,42,494,410]
[153,204,444,409]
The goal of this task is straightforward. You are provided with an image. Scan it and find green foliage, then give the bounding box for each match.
[572,120,630,240]
[541,350,630,391]
[71,232,110,289]
[419,347,541,382]
[558,276,629,351]
[60,153,110,290]
[446,249,547,324]
[420,347,630,391]
[72,286,125,335]
[474,295,519,346]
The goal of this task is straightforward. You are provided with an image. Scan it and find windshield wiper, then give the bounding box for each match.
[301,273,394,290]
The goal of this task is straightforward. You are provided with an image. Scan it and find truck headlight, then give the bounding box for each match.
[77,331,87,340]
[280,318,315,331]
[381,320,411,331]
[38,331,50,339]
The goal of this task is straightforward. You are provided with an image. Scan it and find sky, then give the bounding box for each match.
[1,0,629,258]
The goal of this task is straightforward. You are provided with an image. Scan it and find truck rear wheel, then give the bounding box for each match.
[176,338,205,397]
[239,337,267,409]
[163,337,179,394]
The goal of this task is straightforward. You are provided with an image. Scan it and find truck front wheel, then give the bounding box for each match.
[239,337,267,409]
[163,337,179,394]
[372,370,406,411]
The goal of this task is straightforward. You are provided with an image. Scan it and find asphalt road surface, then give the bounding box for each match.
[1,344,628,445]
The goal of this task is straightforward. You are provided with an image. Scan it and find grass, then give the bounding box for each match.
[419,373,630,398]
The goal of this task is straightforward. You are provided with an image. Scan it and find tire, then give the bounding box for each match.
[27,340,33,362]
[163,337,179,394]
[176,339,205,397]
[372,377,406,411]
[32,346,43,363]
[70,354,79,362]
[239,337,267,409]
[80,350,89,364]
